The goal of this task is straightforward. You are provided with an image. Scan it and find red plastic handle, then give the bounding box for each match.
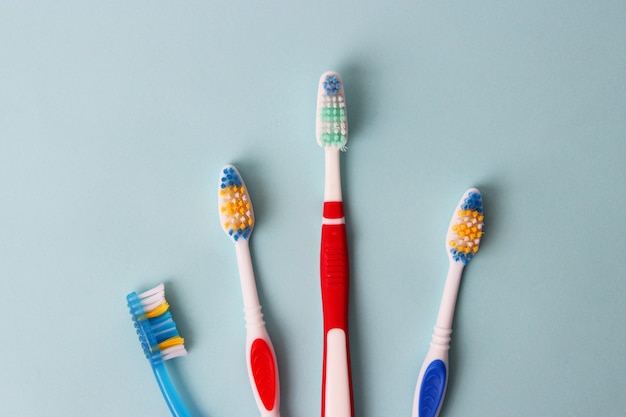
[321,222,349,332]
[320,201,354,417]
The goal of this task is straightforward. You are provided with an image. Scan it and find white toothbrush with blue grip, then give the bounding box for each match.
[412,189,484,417]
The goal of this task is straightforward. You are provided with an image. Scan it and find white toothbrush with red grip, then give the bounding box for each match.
[218,164,281,417]
[316,71,354,417]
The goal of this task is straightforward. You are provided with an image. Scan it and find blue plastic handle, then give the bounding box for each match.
[152,362,192,417]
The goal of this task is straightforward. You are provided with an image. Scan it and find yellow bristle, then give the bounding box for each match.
[158,336,185,351]
[145,301,169,319]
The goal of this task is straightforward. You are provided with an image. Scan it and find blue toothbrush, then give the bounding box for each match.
[127,283,191,417]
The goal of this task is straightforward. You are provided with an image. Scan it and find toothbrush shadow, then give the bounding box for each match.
[342,199,367,417]
[338,63,375,143]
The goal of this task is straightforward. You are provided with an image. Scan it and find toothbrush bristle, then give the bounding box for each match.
[218,165,254,242]
[316,72,348,150]
[127,283,187,363]
[448,190,484,265]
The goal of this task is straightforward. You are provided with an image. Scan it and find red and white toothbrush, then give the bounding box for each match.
[316,71,353,417]
[218,164,280,417]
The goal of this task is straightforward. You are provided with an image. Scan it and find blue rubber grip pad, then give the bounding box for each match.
[418,360,447,417]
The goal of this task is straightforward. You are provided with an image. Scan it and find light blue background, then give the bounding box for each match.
[1,1,625,416]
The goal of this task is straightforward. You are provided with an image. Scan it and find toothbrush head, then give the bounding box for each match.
[127,283,187,365]
[446,188,484,265]
[218,164,254,242]
[316,71,348,150]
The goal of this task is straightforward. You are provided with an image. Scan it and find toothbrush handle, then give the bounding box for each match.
[412,328,451,417]
[413,264,463,417]
[246,319,281,417]
[236,243,281,417]
[152,362,192,417]
[320,201,354,417]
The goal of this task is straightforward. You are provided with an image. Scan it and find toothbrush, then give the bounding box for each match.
[218,164,281,417]
[412,189,484,417]
[127,283,191,417]
[316,71,354,417]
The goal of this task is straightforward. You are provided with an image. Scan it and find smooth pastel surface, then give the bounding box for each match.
[1,1,625,416]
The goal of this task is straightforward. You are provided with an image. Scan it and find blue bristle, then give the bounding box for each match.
[220,167,243,188]
[450,248,473,265]
[151,315,180,344]
[323,75,341,96]
[151,316,176,332]
[461,192,483,213]
[149,310,172,327]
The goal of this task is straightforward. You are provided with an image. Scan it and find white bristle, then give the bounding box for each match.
[138,283,166,311]
[161,345,188,360]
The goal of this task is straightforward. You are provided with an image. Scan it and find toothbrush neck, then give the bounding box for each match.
[235,240,261,311]
[434,262,465,332]
[324,149,343,202]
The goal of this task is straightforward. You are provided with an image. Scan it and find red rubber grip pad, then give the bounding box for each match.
[320,222,349,332]
[250,338,277,410]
